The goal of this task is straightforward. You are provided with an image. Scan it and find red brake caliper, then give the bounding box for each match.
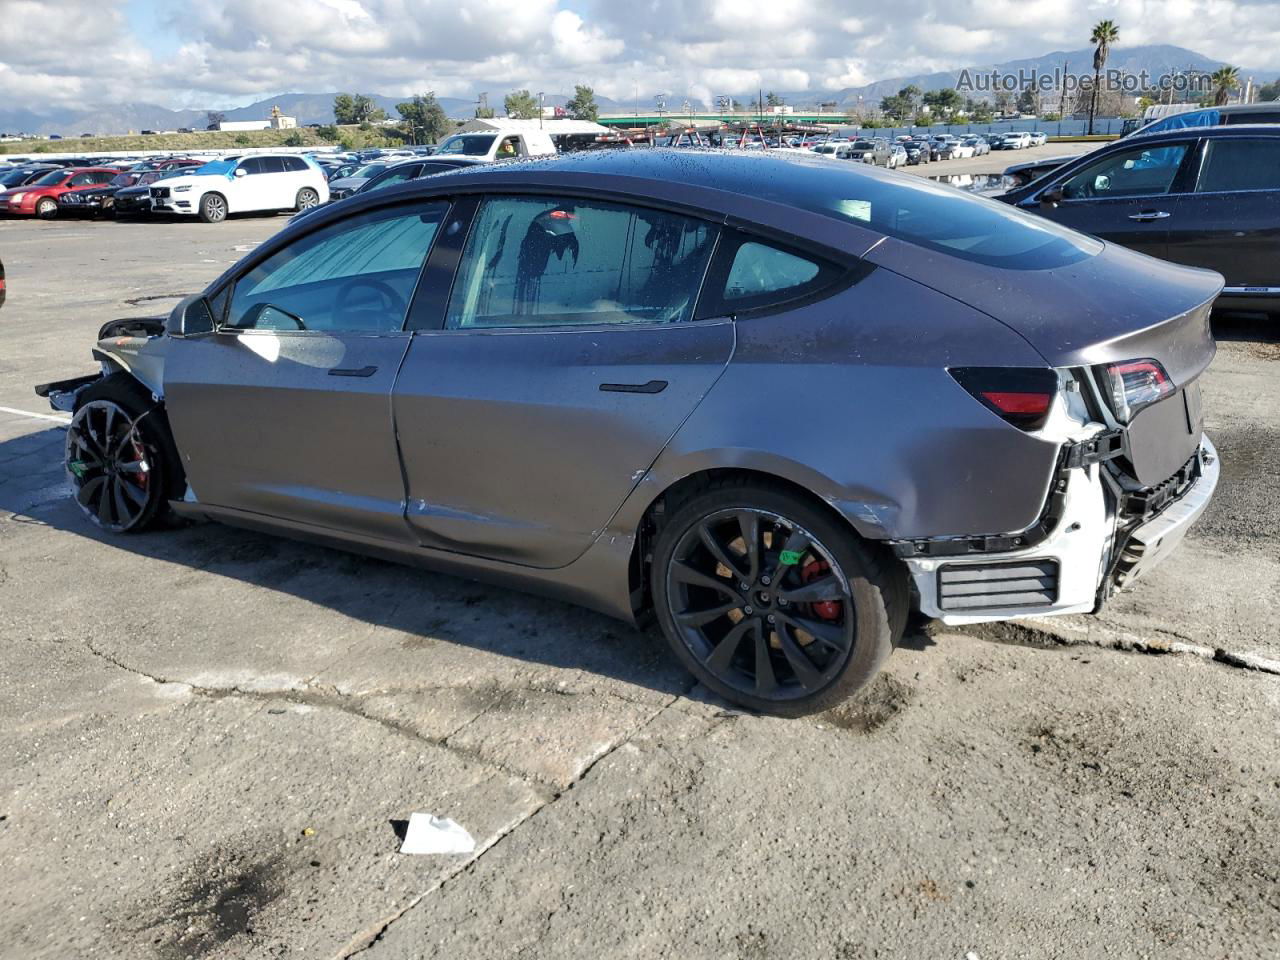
[801,560,842,621]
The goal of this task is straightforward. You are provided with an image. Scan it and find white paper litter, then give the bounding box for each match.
[399,813,476,855]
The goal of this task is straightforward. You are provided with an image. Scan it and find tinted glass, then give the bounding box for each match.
[436,134,496,156]
[227,202,448,333]
[724,242,821,301]
[259,157,286,174]
[1196,139,1280,193]
[238,158,266,175]
[1060,143,1189,199]
[446,196,717,329]
[364,165,421,192]
[68,173,96,186]
[33,170,68,186]
[282,156,308,172]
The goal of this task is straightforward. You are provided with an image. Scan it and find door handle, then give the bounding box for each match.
[599,379,668,394]
[328,365,378,377]
[1128,210,1171,221]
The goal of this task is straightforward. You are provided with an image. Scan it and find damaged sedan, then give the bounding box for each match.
[37,150,1221,715]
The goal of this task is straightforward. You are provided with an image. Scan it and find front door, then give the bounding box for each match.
[165,199,451,541]
[1020,140,1194,260]
[393,193,733,568]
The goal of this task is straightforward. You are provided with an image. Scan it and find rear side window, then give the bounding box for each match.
[698,232,843,317]
[445,196,717,329]
[282,156,309,172]
[1196,139,1280,193]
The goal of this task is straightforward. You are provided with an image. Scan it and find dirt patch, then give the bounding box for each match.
[821,673,914,733]
[149,844,284,959]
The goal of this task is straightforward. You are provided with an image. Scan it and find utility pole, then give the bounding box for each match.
[1059,57,1069,118]
[537,91,544,128]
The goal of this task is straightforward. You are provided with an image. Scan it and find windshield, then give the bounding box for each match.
[351,162,389,179]
[33,170,68,186]
[436,134,496,156]
[0,169,40,186]
[110,173,137,187]
[853,140,875,149]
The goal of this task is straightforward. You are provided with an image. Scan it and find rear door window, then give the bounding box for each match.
[1195,138,1280,193]
[445,196,717,329]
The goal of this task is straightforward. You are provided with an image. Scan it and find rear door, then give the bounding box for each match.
[164,199,451,541]
[1164,136,1280,289]
[1020,140,1195,259]
[392,193,733,568]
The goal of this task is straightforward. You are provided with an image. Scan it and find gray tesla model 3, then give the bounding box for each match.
[37,149,1221,715]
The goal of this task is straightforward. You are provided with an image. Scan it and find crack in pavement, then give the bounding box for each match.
[954,618,1280,676]
[331,685,691,960]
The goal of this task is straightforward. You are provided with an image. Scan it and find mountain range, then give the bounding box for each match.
[2,45,1275,137]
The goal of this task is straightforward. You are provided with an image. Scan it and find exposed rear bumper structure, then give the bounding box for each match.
[906,436,1219,625]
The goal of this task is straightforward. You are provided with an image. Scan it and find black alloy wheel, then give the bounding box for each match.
[654,483,904,715]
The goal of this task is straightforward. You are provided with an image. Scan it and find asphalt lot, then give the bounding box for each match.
[1,182,1278,959]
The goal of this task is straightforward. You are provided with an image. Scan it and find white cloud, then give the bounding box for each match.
[3,0,1278,120]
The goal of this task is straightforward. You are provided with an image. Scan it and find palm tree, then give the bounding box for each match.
[1211,66,1241,106]
[1088,20,1120,135]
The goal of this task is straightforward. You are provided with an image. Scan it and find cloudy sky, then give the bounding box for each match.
[3,0,1278,112]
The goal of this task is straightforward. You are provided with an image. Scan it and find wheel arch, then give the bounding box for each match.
[623,464,901,620]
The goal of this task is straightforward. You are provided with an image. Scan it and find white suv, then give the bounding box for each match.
[150,154,329,223]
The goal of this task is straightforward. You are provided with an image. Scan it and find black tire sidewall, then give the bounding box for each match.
[72,375,182,532]
[652,484,896,716]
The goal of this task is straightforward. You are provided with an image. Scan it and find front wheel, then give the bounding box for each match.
[36,197,58,218]
[652,482,906,716]
[67,374,184,533]
[198,192,227,223]
[295,187,320,211]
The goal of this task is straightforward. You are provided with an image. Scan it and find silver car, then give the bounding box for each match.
[39,150,1221,715]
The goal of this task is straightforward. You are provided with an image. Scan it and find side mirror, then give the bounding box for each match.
[166,295,216,337]
[1039,187,1065,210]
[234,168,247,178]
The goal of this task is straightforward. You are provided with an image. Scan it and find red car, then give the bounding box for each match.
[0,167,119,218]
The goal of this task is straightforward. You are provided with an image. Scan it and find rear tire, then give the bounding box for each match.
[652,480,906,716]
[67,374,184,534]
[36,197,58,219]
[198,192,227,223]
[295,187,320,211]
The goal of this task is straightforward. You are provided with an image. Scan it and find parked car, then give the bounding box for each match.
[113,170,184,218]
[994,132,1031,150]
[938,140,975,160]
[0,163,58,193]
[149,154,329,223]
[1028,131,1049,147]
[35,150,1220,715]
[57,170,153,217]
[0,167,118,217]
[327,162,394,199]
[963,135,989,156]
[291,157,487,223]
[999,124,1280,314]
[902,141,930,165]
[885,143,908,169]
[847,138,891,165]
[1003,156,1079,188]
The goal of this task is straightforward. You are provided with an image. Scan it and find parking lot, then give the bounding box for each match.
[1,201,1278,959]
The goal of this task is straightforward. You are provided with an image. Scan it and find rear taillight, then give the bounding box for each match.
[949,366,1058,431]
[1098,358,1173,423]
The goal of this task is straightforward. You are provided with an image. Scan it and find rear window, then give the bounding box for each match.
[781,158,1100,269]
[437,134,496,156]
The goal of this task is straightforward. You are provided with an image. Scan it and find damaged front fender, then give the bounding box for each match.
[34,315,170,412]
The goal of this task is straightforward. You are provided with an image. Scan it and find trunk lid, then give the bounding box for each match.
[866,237,1221,487]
